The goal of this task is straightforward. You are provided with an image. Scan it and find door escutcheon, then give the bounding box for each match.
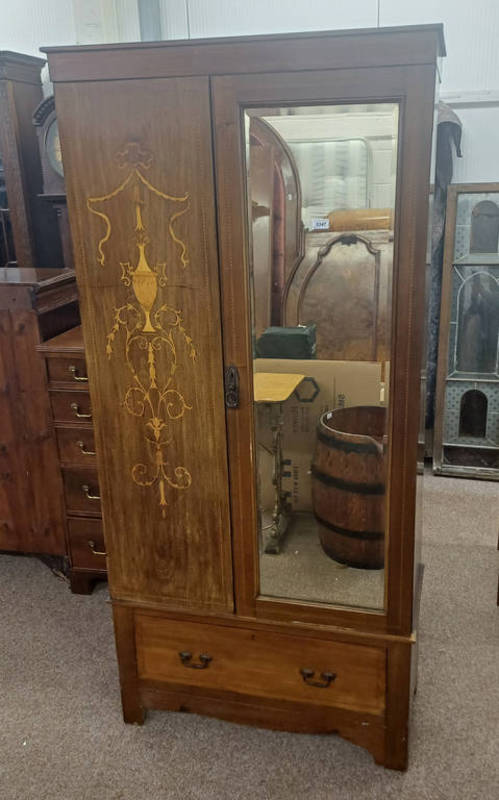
[224,365,239,408]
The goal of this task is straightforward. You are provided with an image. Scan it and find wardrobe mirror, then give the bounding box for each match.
[245,103,399,611]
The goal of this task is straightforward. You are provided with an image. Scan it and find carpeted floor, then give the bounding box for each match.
[260,511,385,609]
[0,473,498,800]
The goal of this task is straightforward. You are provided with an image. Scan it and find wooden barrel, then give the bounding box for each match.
[311,406,386,569]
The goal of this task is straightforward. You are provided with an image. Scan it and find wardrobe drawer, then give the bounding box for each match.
[68,517,106,571]
[47,357,88,386]
[135,616,386,716]
[50,391,93,424]
[63,468,101,515]
[57,428,96,466]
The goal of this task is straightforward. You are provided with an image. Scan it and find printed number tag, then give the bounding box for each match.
[311,218,329,231]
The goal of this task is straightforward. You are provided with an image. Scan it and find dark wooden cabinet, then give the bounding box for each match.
[46,25,443,770]
[0,268,78,554]
[0,53,79,558]
[38,325,106,592]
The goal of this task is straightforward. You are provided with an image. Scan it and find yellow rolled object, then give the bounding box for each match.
[328,208,393,231]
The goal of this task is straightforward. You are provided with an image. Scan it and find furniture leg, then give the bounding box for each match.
[112,604,145,725]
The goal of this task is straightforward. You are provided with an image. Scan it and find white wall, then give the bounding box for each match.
[2,0,499,182]
[379,0,499,183]
[175,0,378,38]
[447,106,499,183]
[1,0,76,54]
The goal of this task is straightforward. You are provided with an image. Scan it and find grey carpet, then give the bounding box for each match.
[260,511,384,609]
[0,473,498,800]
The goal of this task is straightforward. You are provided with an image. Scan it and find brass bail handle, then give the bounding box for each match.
[71,402,92,419]
[88,540,107,557]
[69,365,88,382]
[81,484,101,501]
[77,440,96,456]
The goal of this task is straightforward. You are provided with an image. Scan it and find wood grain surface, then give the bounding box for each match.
[136,614,386,715]
[55,77,233,611]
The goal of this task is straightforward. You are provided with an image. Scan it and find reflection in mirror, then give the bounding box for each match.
[456,272,499,373]
[245,104,399,611]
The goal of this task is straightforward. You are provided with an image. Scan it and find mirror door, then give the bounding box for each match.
[213,66,436,630]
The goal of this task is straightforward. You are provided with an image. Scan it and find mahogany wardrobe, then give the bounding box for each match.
[45,24,444,770]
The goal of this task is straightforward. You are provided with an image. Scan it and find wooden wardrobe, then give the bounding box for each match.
[46,25,444,770]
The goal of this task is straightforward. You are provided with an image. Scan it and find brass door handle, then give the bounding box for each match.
[71,402,92,419]
[88,539,106,557]
[69,365,88,382]
[300,668,336,688]
[179,651,212,669]
[77,440,96,456]
[81,484,100,501]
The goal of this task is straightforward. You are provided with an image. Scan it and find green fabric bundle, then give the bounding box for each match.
[255,325,317,359]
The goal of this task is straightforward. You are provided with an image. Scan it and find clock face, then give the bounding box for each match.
[45,119,64,178]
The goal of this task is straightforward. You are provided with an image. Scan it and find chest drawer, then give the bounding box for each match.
[50,391,93,424]
[63,467,101,516]
[68,517,106,571]
[47,357,89,387]
[135,616,386,716]
[56,428,96,466]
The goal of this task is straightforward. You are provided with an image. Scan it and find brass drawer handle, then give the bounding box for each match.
[69,365,88,382]
[300,668,336,688]
[71,402,92,419]
[88,539,106,557]
[179,651,212,669]
[77,440,96,456]
[81,483,100,501]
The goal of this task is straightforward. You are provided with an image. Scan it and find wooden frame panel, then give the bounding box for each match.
[212,63,437,635]
[44,25,444,83]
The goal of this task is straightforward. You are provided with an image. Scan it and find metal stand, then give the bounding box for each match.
[253,371,305,555]
[262,401,290,554]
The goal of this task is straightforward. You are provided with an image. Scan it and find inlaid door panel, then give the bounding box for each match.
[55,77,233,610]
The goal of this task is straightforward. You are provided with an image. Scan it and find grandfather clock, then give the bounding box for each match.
[33,94,74,269]
[0,50,62,269]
